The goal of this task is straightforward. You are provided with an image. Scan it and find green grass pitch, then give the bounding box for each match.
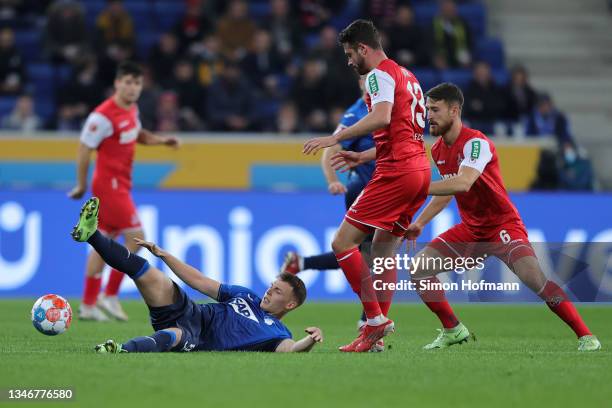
[1,300,610,408]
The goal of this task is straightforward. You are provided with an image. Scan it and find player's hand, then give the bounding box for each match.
[133,238,166,258]
[305,327,323,343]
[67,185,86,200]
[404,223,423,251]
[328,181,347,195]
[303,135,337,155]
[330,151,362,173]
[163,136,181,149]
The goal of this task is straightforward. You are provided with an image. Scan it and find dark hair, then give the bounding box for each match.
[278,272,307,307]
[426,82,464,109]
[338,19,382,50]
[116,61,143,79]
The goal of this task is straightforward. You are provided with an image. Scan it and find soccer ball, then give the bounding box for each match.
[31,294,72,336]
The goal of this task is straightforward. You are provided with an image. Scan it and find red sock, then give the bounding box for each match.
[416,277,459,329]
[104,269,124,296]
[377,266,396,317]
[336,247,381,319]
[539,281,591,337]
[83,275,102,306]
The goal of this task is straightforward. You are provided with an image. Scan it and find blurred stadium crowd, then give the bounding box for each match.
[0,0,594,189]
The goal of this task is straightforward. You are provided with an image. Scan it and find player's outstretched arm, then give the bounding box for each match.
[275,327,323,353]
[68,143,94,199]
[137,129,181,148]
[303,103,391,155]
[133,238,221,299]
[406,195,453,238]
[428,166,481,196]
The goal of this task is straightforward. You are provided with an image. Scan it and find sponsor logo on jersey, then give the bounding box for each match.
[368,74,379,95]
[436,160,446,165]
[470,140,481,159]
[440,172,458,179]
[228,297,259,323]
[118,120,130,129]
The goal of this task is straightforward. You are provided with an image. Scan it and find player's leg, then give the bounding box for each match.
[79,249,110,321]
[98,228,145,321]
[369,229,403,317]
[96,327,183,354]
[411,226,475,349]
[504,246,600,351]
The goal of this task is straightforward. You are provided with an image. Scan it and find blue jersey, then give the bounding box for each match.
[198,284,292,351]
[338,98,376,184]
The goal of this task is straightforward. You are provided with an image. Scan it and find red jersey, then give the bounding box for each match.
[80,96,141,192]
[364,58,429,174]
[431,126,523,230]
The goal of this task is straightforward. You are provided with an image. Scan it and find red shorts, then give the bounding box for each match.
[430,221,536,267]
[345,168,430,237]
[91,186,141,236]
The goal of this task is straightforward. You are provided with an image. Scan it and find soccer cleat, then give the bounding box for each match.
[354,319,395,353]
[370,339,385,353]
[97,295,129,321]
[578,335,601,351]
[280,252,302,274]
[79,304,110,321]
[423,322,474,350]
[71,197,100,242]
[338,331,365,352]
[95,339,125,354]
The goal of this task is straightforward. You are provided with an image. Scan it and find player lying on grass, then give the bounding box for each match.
[332,82,601,352]
[71,197,323,353]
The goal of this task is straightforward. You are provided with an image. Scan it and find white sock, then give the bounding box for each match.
[298,256,304,271]
[366,314,388,326]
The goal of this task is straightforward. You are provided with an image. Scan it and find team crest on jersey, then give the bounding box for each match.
[264,318,275,326]
[89,123,97,132]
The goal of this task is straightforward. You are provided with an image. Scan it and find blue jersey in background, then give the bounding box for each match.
[338,98,376,186]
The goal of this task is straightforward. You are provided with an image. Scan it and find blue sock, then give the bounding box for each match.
[303,252,338,270]
[87,230,149,280]
[121,330,177,353]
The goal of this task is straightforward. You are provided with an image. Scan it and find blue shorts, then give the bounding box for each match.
[147,282,208,352]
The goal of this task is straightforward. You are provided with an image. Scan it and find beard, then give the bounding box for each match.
[352,56,369,75]
[429,119,453,136]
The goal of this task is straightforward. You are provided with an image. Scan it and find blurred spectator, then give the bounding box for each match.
[387,5,428,68]
[206,60,257,131]
[44,1,88,65]
[526,93,576,147]
[156,91,180,132]
[2,94,40,132]
[290,58,329,132]
[97,43,134,87]
[56,57,104,130]
[464,61,506,134]
[558,143,595,190]
[275,101,300,133]
[174,0,214,53]
[504,65,537,123]
[309,25,360,109]
[262,0,302,64]
[298,0,345,33]
[362,0,403,29]
[95,0,135,52]
[169,60,204,130]
[149,33,179,88]
[0,0,20,26]
[190,34,223,87]
[432,0,472,69]
[215,0,257,59]
[241,29,285,97]
[137,66,161,130]
[0,27,24,95]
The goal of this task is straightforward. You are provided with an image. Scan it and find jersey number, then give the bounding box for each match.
[406,81,426,128]
[500,230,511,244]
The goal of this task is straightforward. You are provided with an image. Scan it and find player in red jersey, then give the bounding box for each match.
[68,61,180,321]
[402,82,600,351]
[303,20,431,352]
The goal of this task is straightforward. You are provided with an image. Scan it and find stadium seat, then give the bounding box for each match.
[153,2,185,31]
[440,69,472,90]
[0,96,18,117]
[475,37,505,69]
[492,68,509,86]
[14,30,41,62]
[411,69,440,92]
[136,31,160,59]
[249,2,271,19]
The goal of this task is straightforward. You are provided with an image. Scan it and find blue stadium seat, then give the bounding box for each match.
[249,2,271,19]
[0,96,18,117]
[475,37,505,68]
[492,68,509,86]
[14,30,41,62]
[440,69,472,90]
[153,2,185,31]
[136,31,160,59]
[411,69,440,92]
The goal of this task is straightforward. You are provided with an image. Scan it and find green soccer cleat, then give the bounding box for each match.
[423,322,475,350]
[578,335,601,351]
[94,339,125,354]
[71,197,100,242]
